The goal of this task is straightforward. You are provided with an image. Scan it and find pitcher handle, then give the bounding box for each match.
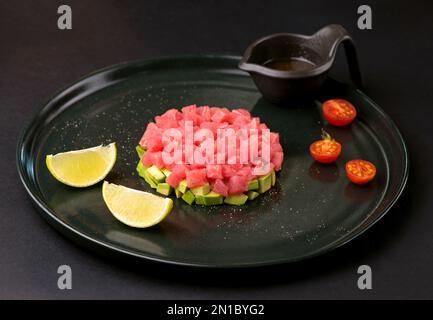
[314,24,363,88]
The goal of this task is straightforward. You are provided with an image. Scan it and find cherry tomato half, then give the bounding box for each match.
[345,160,376,184]
[310,133,342,164]
[322,99,357,126]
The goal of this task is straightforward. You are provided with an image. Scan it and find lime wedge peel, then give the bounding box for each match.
[46,143,116,187]
[102,181,173,228]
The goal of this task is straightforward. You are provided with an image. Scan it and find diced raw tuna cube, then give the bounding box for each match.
[200,121,220,135]
[145,135,164,151]
[253,162,275,176]
[160,108,181,121]
[270,132,280,144]
[139,122,161,148]
[181,104,197,113]
[183,111,201,126]
[172,164,187,178]
[228,175,247,195]
[232,115,250,127]
[166,172,183,188]
[248,117,260,130]
[186,168,207,188]
[164,161,176,170]
[189,163,206,170]
[142,151,164,169]
[272,151,284,171]
[260,123,268,130]
[155,116,178,129]
[211,108,230,123]
[236,166,253,181]
[222,164,236,178]
[232,108,251,119]
[197,106,211,121]
[230,162,243,171]
[212,179,228,197]
[141,151,153,167]
[271,143,283,154]
[206,164,223,180]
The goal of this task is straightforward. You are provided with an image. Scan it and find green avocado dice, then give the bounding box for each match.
[247,179,259,191]
[247,191,260,201]
[174,187,183,198]
[137,161,157,189]
[195,195,205,205]
[178,180,188,193]
[143,170,158,189]
[162,168,171,178]
[196,191,223,206]
[191,183,210,196]
[136,145,146,159]
[136,161,147,177]
[147,165,166,183]
[156,183,172,196]
[181,190,195,205]
[258,172,272,193]
[271,170,276,186]
[224,194,248,206]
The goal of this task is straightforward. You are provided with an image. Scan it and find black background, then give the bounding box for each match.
[1,0,432,299]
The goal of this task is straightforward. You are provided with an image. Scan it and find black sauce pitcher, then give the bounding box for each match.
[239,24,362,104]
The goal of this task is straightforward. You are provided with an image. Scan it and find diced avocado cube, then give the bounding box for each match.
[178,179,188,193]
[181,190,195,205]
[247,191,260,201]
[137,161,157,189]
[196,191,223,206]
[271,170,276,186]
[136,161,147,177]
[136,145,146,159]
[224,194,248,206]
[205,191,223,205]
[162,168,171,178]
[195,195,205,205]
[258,172,272,193]
[147,165,166,183]
[191,183,210,196]
[143,170,158,189]
[247,179,259,191]
[156,183,172,196]
[174,187,183,198]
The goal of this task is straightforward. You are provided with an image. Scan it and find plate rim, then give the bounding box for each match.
[16,54,409,268]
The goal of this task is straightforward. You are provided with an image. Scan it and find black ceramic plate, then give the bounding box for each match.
[17,55,408,267]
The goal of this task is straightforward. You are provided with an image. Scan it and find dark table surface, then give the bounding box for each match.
[1,0,432,299]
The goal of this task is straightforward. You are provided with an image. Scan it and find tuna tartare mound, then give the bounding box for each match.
[136,105,284,206]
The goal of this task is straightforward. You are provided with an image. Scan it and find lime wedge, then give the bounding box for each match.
[46,143,116,187]
[102,181,173,228]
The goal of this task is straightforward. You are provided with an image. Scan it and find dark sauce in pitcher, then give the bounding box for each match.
[264,58,315,72]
